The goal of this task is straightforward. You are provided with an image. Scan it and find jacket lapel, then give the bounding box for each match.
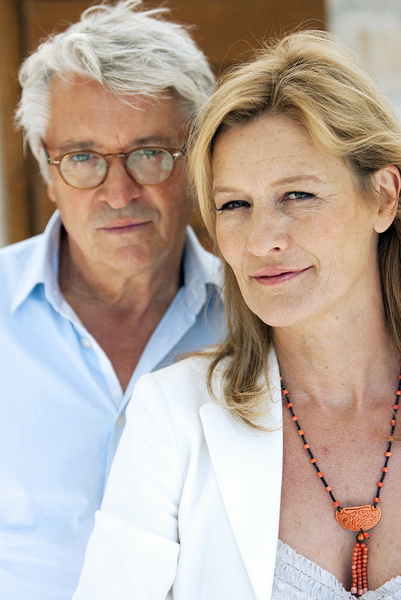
[199,352,283,600]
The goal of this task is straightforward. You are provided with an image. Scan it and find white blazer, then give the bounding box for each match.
[72,351,283,600]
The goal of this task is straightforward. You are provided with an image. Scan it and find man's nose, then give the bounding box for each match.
[97,157,141,208]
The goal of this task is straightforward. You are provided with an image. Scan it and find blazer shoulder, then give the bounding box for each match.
[132,353,228,421]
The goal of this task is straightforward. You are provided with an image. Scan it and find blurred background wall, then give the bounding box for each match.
[0,0,400,248]
[328,0,401,120]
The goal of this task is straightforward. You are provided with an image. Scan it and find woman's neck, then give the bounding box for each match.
[273,305,399,411]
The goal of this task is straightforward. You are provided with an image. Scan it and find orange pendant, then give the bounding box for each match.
[335,505,381,532]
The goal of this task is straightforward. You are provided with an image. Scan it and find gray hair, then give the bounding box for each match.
[15,0,215,176]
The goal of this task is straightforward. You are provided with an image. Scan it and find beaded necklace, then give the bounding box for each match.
[281,365,401,598]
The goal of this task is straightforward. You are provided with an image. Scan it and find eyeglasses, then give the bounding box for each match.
[42,143,185,189]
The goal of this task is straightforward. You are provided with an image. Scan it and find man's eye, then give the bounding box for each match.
[216,200,250,211]
[68,153,93,163]
[140,149,162,158]
[285,191,315,201]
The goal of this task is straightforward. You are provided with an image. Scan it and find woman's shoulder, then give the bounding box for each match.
[132,352,228,415]
[124,353,229,446]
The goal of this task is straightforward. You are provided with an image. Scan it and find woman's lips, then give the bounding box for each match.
[252,266,311,285]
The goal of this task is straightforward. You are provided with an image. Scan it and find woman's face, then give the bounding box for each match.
[212,114,389,330]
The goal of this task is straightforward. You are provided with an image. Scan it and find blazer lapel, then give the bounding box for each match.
[199,353,283,600]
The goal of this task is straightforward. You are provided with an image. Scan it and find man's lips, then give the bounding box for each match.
[98,219,151,233]
[251,266,311,285]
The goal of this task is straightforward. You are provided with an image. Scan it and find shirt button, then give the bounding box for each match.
[116,415,126,427]
[81,337,91,349]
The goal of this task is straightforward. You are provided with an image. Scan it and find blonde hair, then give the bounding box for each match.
[189,30,401,428]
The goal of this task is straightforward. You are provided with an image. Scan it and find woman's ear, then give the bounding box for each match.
[372,165,401,234]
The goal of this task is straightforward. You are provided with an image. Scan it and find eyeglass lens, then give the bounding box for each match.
[59,149,176,188]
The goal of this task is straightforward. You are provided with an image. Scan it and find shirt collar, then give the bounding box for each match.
[181,226,223,314]
[11,210,62,313]
[11,212,222,315]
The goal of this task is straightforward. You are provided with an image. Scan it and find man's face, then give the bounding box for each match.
[44,76,194,279]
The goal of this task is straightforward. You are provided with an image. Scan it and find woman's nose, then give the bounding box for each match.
[246,208,289,256]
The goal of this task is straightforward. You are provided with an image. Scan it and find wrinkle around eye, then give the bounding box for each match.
[283,191,316,201]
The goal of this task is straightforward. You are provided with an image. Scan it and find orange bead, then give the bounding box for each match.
[393,404,399,409]
[310,458,317,464]
[382,467,388,472]
[385,451,392,456]
[317,472,324,478]
[298,430,304,436]
[392,419,397,426]
[325,486,332,492]
[291,415,298,422]
[286,402,293,408]
[374,497,380,503]
[303,443,310,449]
[377,481,383,487]
[333,501,340,507]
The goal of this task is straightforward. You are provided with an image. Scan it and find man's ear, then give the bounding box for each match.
[372,165,401,234]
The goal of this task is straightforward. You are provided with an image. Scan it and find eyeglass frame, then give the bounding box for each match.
[41,141,186,189]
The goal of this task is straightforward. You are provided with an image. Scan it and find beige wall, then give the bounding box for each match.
[327,0,401,120]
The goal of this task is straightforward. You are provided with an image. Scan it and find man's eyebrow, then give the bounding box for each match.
[130,134,179,147]
[53,135,180,153]
[52,141,96,153]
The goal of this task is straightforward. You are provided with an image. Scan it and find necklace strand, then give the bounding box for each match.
[281,364,401,598]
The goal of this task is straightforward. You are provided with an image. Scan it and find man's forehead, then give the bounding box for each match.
[46,74,188,150]
[48,73,182,112]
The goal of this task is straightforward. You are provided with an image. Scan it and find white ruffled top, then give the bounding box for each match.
[272,540,401,600]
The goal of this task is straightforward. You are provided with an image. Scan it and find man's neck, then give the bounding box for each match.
[58,232,184,391]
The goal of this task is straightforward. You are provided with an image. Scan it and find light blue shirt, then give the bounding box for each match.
[0,211,225,600]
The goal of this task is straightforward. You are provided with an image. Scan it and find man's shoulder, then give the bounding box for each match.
[0,235,44,304]
[0,235,40,274]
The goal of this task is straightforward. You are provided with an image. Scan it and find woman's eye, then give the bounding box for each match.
[284,191,315,201]
[216,200,250,211]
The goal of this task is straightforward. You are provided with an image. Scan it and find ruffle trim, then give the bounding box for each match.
[272,540,401,600]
